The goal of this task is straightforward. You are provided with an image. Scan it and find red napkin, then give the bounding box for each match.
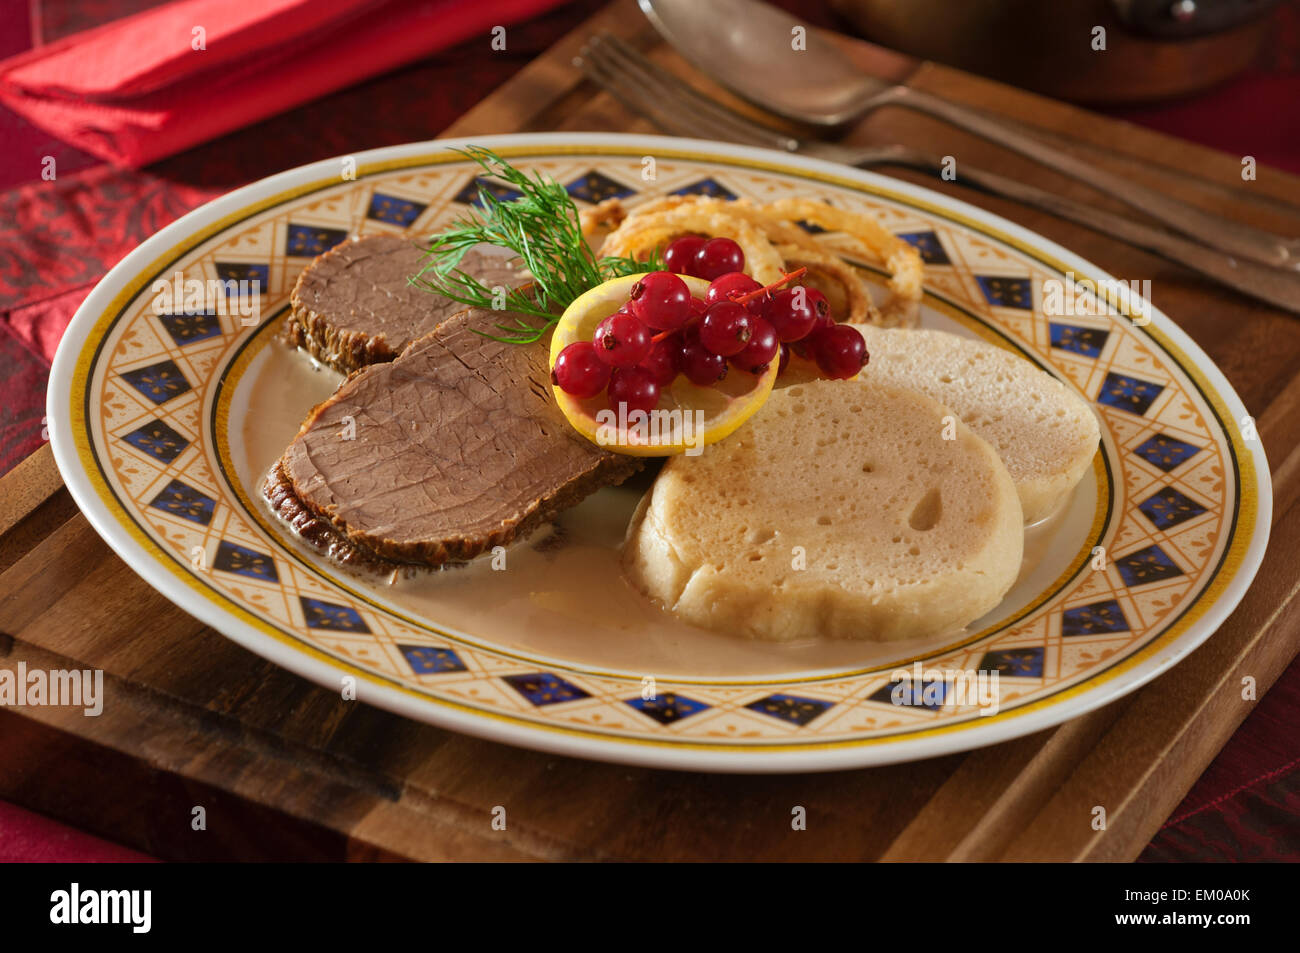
[0,0,567,168]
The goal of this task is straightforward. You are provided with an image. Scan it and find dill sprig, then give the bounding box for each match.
[411,146,661,344]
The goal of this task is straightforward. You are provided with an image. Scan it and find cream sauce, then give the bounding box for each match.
[233,337,1092,679]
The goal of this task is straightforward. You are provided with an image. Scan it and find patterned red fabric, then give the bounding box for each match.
[0,320,50,467]
[0,0,1296,863]
[1140,656,1300,862]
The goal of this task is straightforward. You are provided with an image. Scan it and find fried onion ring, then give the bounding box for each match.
[760,198,923,305]
[579,197,629,240]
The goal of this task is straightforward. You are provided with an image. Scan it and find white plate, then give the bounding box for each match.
[48,133,1270,772]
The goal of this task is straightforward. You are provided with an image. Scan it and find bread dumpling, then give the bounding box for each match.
[623,379,1024,642]
[846,325,1100,523]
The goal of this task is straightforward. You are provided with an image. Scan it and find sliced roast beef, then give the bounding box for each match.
[264,306,641,569]
[286,234,525,373]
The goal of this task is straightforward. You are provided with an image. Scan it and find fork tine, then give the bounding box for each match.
[592,34,787,148]
[582,34,799,152]
[577,47,725,143]
[597,34,799,151]
[579,37,748,144]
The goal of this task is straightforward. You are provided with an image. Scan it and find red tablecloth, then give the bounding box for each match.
[1,0,1297,862]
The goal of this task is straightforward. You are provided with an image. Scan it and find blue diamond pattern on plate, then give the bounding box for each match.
[897,230,951,265]
[214,262,269,294]
[212,540,279,582]
[285,224,349,257]
[1115,545,1184,587]
[566,170,636,203]
[452,176,523,207]
[1061,599,1130,637]
[978,647,1045,677]
[626,692,710,725]
[121,360,191,405]
[1097,371,1164,416]
[1049,323,1110,358]
[975,275,1033,309]
[299,596,370,632]
[867,679,949,711]
[795,219,827,234]
[502,672,590,706]
[1133,433,1202,472]
[399,645,468,675]
[745,693,832,726]
[671,177,737,200]
[367,192,427,227]
[1139,486,1208,530]
[121,419,188,463]
[157,310,222,347]
[148,479,215,525]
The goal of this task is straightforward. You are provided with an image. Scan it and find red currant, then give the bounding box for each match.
[608,365,661,415]
[792,293,834,358]
[689,295,708,317]
[664,235,707,276]
[551,342,610,398]
[803,288,832,327]
[812,325,869,380]
[680,332,729,386]
[629,272,693,331]
[705,272,762,306]
[593,309,652,366]
[698,301,753,357]
[731,317,779,374]
[742,287,774,320]
[639,334,681,386]
[693,237,745,281]
[766,285,825,343]
[778,343,791,377]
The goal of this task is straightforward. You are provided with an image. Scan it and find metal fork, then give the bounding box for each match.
[576,33,1300,315]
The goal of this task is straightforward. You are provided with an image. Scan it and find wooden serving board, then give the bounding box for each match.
[3,0,1298,862]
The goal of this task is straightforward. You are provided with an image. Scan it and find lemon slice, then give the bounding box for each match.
[550,274,778,456]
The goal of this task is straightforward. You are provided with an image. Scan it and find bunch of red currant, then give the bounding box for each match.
[550,236,868,413]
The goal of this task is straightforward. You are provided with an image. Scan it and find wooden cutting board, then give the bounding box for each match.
[2,0,1298,862]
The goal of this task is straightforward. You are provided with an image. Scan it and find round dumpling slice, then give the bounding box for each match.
[623,378,1024,642]
[843,325,1100,524]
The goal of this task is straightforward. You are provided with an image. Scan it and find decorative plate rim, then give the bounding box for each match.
[47,133,1272,773]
